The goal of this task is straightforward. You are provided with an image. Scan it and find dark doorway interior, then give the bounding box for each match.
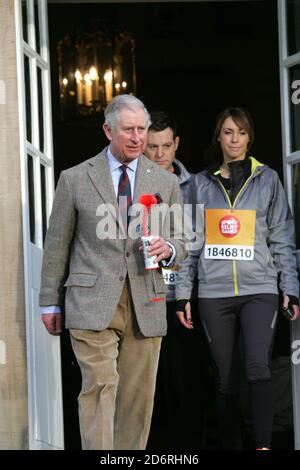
[48,0,294,450]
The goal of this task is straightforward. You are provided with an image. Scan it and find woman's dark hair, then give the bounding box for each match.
[204,107,255,168]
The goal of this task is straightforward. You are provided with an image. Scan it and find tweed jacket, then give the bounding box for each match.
[39,149,186,336]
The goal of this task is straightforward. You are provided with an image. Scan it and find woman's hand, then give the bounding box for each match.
[283,295,300,321]
[176,301,194,329]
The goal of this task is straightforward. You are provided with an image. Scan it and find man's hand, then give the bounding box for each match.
[283,295,300,321]
[176,301,193,330]
[42,313,62,336]
[147,236,172,262]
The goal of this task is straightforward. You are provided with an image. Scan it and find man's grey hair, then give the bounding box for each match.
[104,94,151,129]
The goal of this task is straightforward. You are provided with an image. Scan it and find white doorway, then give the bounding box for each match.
[278,0,300,450]
[15,0,64,450]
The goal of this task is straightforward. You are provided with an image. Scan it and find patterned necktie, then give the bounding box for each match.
[117,164,132,230]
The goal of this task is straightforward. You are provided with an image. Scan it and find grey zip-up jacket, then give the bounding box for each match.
[174,158,192,201]
[164,158,192,302]
[176,157,299,300]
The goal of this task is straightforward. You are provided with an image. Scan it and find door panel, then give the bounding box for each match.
[278,0,300,450]
[15,0,64,449]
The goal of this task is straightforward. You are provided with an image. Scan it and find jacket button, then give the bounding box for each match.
[126,252,130,257]
[119,276,124,281]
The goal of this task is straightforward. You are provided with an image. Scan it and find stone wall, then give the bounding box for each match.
[0,0,29,450]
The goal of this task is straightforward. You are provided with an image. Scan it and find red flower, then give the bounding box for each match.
[138,194,158,208]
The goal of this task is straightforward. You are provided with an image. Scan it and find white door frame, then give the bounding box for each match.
[278,0,300,451]
[15,0,64,450]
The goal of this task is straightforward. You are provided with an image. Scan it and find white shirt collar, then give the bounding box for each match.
[107,146,138,173]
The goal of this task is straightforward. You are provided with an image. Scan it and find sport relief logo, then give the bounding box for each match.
[219,215,240,238]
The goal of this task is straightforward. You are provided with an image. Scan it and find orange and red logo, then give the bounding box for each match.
[219,215,240,238]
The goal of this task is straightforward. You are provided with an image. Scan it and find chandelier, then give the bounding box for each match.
[57,29,136,120]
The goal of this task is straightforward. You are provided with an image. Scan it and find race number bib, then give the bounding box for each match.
[162,266,179,285]
[204,209,256,261]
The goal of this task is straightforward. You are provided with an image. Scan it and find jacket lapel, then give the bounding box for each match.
[88,150,120,221]
[133,155,155,204]
[88,152,156,231]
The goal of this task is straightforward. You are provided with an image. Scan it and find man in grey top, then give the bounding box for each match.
[39,96,186,450]
[145,111,206,448]
[145,111,192,303]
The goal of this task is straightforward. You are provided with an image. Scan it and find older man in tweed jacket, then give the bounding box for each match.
[39,95,186,450]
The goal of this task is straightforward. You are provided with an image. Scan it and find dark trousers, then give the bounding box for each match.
[198,294,278,449]
[148,299,208,449]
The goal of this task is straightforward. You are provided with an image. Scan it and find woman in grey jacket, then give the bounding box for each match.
[176,107,299,450]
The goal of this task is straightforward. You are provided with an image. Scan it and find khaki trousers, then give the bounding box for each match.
[69,280,162,450]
